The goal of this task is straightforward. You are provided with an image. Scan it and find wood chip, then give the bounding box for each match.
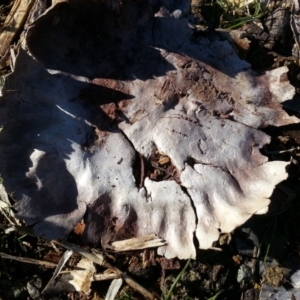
[0,0,35,57]
[111,234,166,251]
[69,257,95,294]
[105,278,123,300]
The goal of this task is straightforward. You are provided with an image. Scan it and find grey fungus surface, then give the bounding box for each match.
[0,0,297,259]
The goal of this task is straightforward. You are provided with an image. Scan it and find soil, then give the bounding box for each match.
[1,0,300,300]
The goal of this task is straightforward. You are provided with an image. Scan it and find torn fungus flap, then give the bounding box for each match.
[0,0,298,259]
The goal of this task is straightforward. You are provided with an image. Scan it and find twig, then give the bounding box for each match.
[94,272,121,281]
[251,246,258,276]
[263,146,300,155]
[139,153,145,188]
[209,246,222,251]
[0,252,57,268]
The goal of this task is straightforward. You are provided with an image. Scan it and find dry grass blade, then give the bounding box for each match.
[0,184,20,225]
[54,240,156,300]
[42,249,73,294]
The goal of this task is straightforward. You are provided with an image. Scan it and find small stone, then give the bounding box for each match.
[291,270,300,289]
[237,265,252,283]
[27,276,42,299]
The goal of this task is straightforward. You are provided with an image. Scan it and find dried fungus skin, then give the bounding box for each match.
[0,0,298,258]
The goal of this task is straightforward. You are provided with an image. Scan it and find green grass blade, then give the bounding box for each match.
[207,289,224,300]
[263,218,277,264]
[164,257,191,300]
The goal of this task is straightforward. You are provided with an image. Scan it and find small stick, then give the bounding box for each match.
[209,247,222,251]
[263,146,300,155]
[93,272,121,281]
[0,252,57,268]
[139,153,145,188]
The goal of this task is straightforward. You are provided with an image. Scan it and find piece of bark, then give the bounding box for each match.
[291,0,300,57]
[0,0,298,259]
